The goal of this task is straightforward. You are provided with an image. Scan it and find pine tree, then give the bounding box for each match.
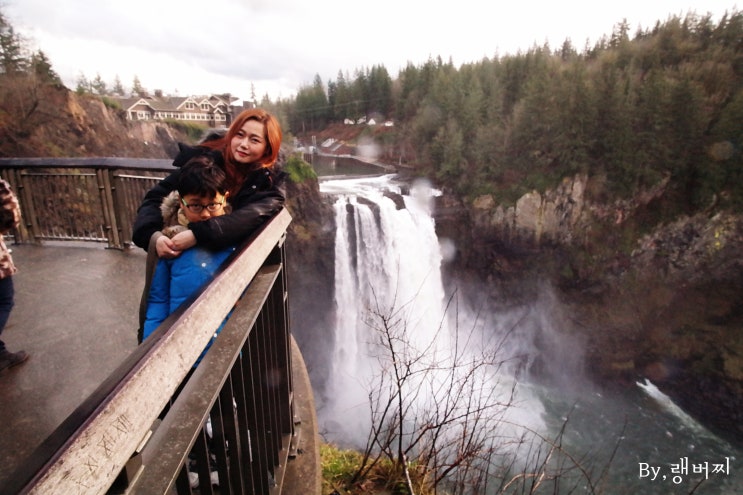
[112,75,125,96]
[75,72,90,95]
[30,50,61,85]
[92,73,107,95]
[132,75,146,97]
[0,11,26,74]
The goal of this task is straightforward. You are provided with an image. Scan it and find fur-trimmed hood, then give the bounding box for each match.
[160,191,187,238]
[159,191,233,239]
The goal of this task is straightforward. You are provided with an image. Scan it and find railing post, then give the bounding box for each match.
[96,168,123,249]
[3,168,29,243]
[15,170,43,244]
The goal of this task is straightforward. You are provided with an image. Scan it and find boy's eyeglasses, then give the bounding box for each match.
[180,198,225,213]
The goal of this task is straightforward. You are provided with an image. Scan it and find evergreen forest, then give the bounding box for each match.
[4,7,743,219]
[283,10,743,218]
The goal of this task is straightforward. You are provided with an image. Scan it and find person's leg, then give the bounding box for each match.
[0,275,15,352]
[0,276,28,371]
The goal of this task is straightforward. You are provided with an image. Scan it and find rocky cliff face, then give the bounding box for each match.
[0,83,186,158]
[435,175,743,444]
[284,177,337,391]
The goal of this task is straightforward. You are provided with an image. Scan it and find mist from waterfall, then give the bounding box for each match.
[318,175,546,450]
[316,174,743,493]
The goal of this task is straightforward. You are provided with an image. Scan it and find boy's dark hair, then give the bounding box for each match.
[177,154,227,198]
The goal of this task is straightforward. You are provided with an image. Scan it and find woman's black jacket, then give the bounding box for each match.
[132,161,286,251]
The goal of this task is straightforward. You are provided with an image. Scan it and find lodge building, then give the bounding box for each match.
[115,93,253,128]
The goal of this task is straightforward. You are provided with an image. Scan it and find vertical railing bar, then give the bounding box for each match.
[112,174,131,245]
[258,311,276,492]
[259,306,280,473]
[96,168,123,249]
[209,402,231,493]
[283,247,295,439]
[267,286,283,462]
[17,170,42,243]
[273,262,293,437]
[247,326,270,494]
[214,379,237,493]
[4,169,27,243]
[234,352,257,493]
[175,464,193,494]
[226,365,249,493]
[190,428,215,495]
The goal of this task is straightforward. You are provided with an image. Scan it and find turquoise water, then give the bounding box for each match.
[319,175,742,494]
[527,378,742,494]
[308,153,389,177]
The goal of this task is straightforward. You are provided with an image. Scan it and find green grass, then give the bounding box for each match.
[284,153,317,183]
[321,443,365,493]
[321,442,437,495]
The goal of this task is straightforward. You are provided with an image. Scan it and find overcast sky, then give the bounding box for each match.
[5,0,739,103]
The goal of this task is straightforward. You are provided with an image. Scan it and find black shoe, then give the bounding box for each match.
[0,349,29,373]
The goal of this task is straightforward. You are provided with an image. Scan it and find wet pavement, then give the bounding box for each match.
[0,241,321,494]
[0,242,147,488]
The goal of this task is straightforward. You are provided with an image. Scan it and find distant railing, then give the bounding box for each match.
[0,157,174,249]
[0,158,299,494]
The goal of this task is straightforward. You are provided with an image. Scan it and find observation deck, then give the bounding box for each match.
[0,241,320,495]
[0,157,320,494]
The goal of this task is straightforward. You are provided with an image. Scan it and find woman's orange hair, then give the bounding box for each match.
[201,108,282,192]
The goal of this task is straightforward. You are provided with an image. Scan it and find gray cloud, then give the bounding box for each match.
[5,0,735,101]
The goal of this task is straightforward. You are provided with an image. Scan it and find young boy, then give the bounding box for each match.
[141,154,235,346]
[140,154,235,488]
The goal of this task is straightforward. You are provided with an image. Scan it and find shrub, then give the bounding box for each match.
[163,119,207,142]
[100,96,121,110]
[284,153,317,183]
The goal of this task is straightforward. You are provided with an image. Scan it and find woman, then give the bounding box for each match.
[132,108,285,257]
[132,108,285,342]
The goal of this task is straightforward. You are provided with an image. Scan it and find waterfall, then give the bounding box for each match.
[317,175,743,492]
[319,175,550,452]
[320,175,452,443]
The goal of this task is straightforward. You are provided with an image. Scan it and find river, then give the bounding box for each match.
[317,173,742,494]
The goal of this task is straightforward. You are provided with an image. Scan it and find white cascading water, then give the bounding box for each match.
[320,176,452,442]
[319,175,546,450]
[318,174,743,493]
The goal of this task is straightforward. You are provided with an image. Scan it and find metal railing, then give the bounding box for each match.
[0,158,298,494]
[0,157,175,248]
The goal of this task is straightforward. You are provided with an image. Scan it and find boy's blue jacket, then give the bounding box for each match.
[142,245,235,341]
[142,191,236,363]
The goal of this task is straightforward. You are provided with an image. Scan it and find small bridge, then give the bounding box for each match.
[0,158,320,494]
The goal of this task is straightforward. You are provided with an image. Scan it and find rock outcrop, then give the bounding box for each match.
[284,176,337,392]
[436,174,743,445]
[0,83,186,158]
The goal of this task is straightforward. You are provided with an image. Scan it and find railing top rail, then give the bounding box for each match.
[0,157,174,172]
[5,208,292,495]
